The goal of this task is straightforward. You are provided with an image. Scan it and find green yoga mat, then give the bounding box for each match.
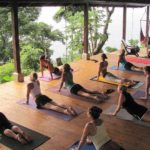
[103,105,150,128]
[0,122,50,150]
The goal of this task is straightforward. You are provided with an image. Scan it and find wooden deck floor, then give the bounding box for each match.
[0,53,150,150]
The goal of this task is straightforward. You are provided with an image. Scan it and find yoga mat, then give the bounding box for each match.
[39,74,61,81]
[48,86,104,104]
[133,90,150,100]
[67,141,96,150]
[110,66,143,74]
[126,57,150,64]
[90,76,144,89]
[103,105,150,127]
[0,122,50,150]
[17,99,84,121]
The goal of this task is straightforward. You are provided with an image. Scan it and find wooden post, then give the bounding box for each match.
[122,6,127,41]
[82,4,90,60]
[146,6,149,57]
[11,3,24,82]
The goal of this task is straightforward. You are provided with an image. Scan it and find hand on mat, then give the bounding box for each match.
[108,112,116,116]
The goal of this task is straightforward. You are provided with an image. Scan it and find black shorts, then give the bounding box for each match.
[53,67,62,76]
[124,62,133,70]
[70,84,83,95]
[35,95,52,109]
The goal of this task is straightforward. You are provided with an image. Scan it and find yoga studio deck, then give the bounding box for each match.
[0,53,150,150]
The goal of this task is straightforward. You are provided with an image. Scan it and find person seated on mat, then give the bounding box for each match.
[39,54,62,80]
[140,66,150,100]
[26,72,77,116]
[0,112,32,144]
[117,49,143,71]
[110,85,150,121]
[72,106,124,150]
[59,63,108,102]
[97,53,134,86]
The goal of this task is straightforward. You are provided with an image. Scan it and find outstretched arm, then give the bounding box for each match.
[59,73,65,92]
[97,63,102,80]
[117,55,121,69]
[141,76,149,99]
[40,61,44,77]
[26,84,32,104]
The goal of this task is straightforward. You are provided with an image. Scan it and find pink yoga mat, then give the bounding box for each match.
[39,74,61,82]
[133,90,150,100]
[17,98,84,121]
[126,57,150,64]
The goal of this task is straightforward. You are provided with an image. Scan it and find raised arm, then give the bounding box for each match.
[112,92,124,116]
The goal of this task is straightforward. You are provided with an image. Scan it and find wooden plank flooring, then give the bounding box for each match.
[0,53,150,150]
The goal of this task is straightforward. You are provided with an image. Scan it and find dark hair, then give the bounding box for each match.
[120,85,127,92]
[144,66,150,74]
[89,106,102,120]
[40,55,45,60]
[31,72,38,81]
[101,53,107,60]
[64,63,71,72]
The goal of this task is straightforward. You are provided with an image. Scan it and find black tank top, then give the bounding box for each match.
[122,91,147,119]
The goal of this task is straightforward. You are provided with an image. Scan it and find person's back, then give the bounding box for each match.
[64,71,74,89]
[30,81,41,98]
[100,60,108,77]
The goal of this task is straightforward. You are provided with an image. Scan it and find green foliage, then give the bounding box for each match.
[128,39,139,46]
[105,46,117,53]
[21,45,43,72]
[0,62,14,83]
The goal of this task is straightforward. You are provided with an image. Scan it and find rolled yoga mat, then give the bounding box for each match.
[133,90,150,100]
[90,76,144,89]
[0,122,50,150]
[17,98,84,121]
[103,104,150,128]
[110,66,143,74]
[67,141,96,150]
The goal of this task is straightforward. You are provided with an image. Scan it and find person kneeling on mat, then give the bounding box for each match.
[110,85,150,121]
[59,64,108,102]
[0,112,32,144]
[72,106,125,150]
[26,72,77,116]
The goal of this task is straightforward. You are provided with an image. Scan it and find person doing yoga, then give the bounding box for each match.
[72,106,124,150]
[117,49,143,71]
[140,66,150,100]
[59,64,108,102]
[0,112,32,144]
[39,55,62,80]
[97,53,134,85]
[26,72,77,116]
[110,85,150,121]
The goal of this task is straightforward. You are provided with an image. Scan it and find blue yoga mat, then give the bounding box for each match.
[110,66,143,74]
[133,90,150,100]
[17,99,84,121]
[67,141,96,150]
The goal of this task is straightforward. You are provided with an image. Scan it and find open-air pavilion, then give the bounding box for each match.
[0,1,150,150]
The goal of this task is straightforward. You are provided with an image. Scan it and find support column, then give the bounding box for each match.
[122,6,127,41]
[82,4,90,60]
[11,4,24,82]
[146,6,150,57]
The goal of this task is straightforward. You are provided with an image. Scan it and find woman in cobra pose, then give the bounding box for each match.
[110,85,150,121]
[117,49,143,71]
[59,64,108,102]
[39,55,62,80]
[0,112,32,144]
[26,72,77,116]
[97,53,134,86]
[72,106,124,150]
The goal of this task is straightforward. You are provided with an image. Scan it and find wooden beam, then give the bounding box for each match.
[11,3,21,74]
[122,6,127,40]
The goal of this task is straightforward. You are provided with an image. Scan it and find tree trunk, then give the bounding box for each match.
[93,7,115,55]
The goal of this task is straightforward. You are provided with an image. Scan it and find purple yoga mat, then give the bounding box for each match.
[17,99,84,121]
[39,74,61,82]
[48,87,103,104]
[133,90,150,100]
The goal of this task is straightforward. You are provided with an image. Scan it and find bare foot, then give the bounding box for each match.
[17,134,28,144]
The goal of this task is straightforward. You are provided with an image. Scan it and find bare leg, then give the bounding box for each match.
[11,126,32,142]
[42,103,76,116]
[141,111,150,122]
[131,65,143,71]
[4,129,27,144]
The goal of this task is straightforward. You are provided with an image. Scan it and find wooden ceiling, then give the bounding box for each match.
[0,0,149,7]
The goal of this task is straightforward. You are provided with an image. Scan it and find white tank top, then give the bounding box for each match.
[89,123,111,150]
[30,81,41,98]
